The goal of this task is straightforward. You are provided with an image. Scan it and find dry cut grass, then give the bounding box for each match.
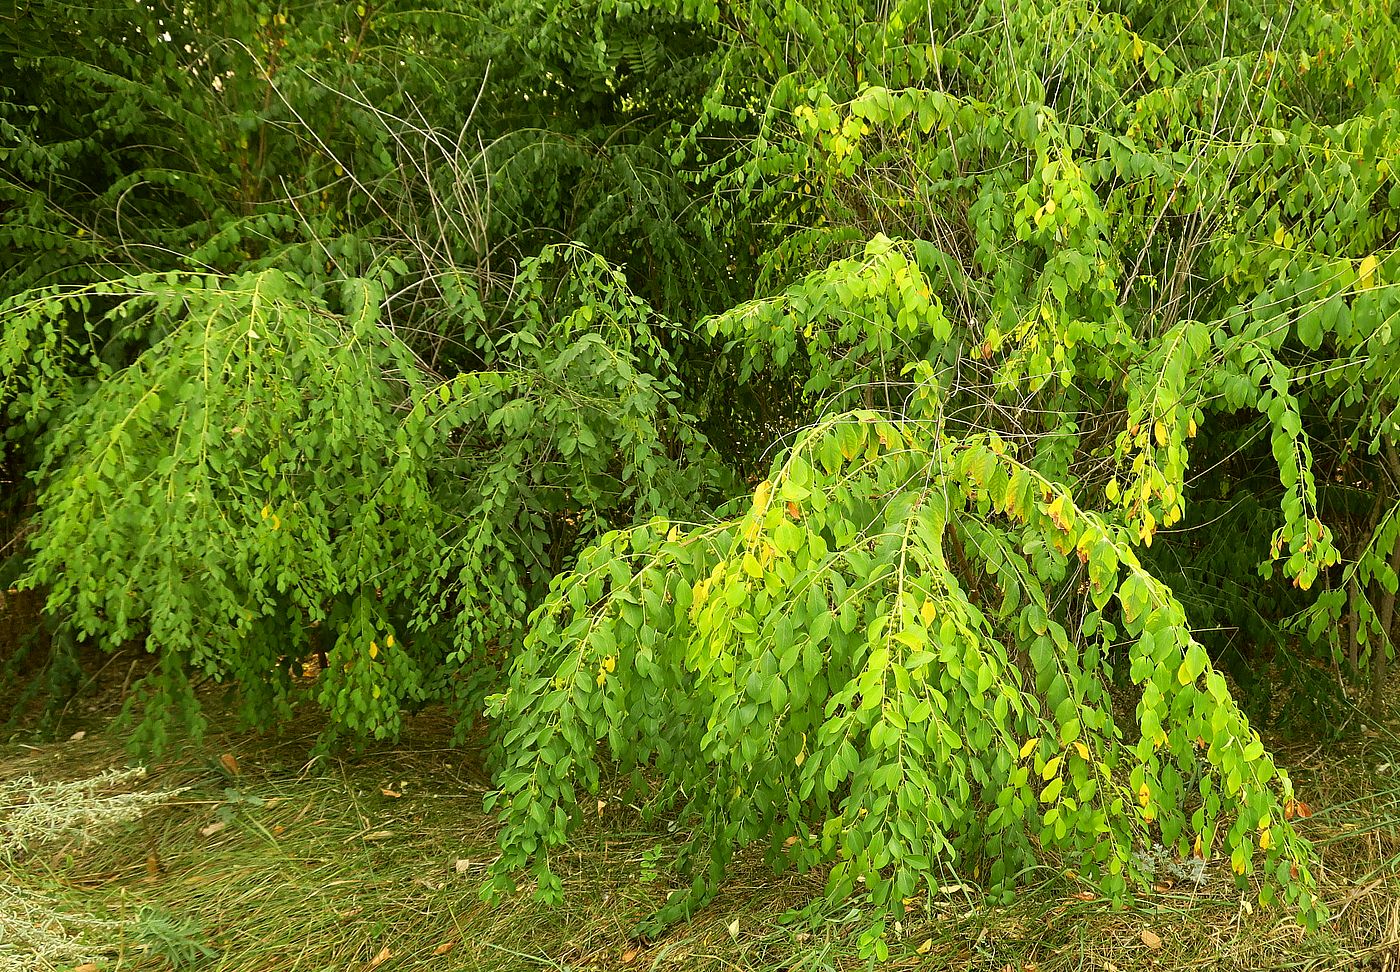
[3,703,1400,972]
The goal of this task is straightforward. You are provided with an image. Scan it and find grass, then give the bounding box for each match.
[4,696,1400,971]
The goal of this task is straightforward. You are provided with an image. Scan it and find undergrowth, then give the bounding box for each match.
[3,699,1400,971]
[0,764,197,970]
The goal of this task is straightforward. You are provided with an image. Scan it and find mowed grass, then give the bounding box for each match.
[5,701,1400,972]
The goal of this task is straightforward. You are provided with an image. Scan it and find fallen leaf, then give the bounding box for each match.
[1141,928,1162,949]
[453,859,472,874]
[73,965,100,972]
[917,938,933,954]
[219,753,240,776]
[1297,801,1313,819]
[622,948,639,963]
[69,730,86,741]
[432,941,456,956]
[1073,890,1096,901]
[380,788,402,798]
[146,850,160,878]
[200,821,227,838]
[726,918,740,939]
[272,825,285,836]
[363,830,394,841]
[368,945,392,969]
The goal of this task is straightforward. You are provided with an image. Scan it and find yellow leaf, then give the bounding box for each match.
[1074,741,1090,761]
[386,634,394,648]
[1132,35,1144,61]
[1019,737,1040,759]
[1187,417,1198,438]
[1138,509,1156,547]
[1153,420,1167,447]
[261,504,271,519]
[917,939,933,954]
[746,481,773,542]
[690,578,710,617]
[1259,828,1273,850]
[1359,254,1379,289]
[369,641,379,659]
[1105,478,1120,503]
[1273,224,1286,246]
[919,599,937,627]
[1137,782,1151,807]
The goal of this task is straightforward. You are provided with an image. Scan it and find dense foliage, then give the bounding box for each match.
[4,0,1399,935]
